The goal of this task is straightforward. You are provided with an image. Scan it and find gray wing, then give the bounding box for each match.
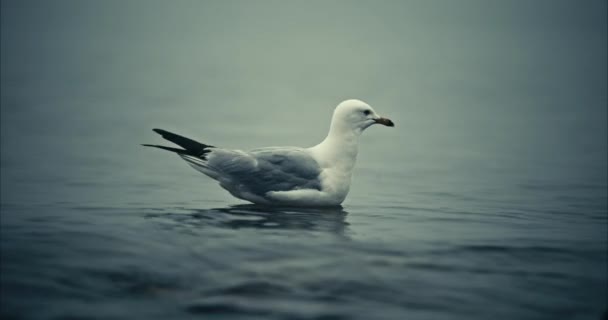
[205,147,322,194]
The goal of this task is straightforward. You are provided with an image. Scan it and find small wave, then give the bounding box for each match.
[456,244,571,254]
[212,280,293,297]
[185,300,269,316]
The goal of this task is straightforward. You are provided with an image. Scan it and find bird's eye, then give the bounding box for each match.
[363,110,371,116]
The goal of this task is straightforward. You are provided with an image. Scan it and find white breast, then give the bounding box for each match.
[317,167,352,204]
[309,137,358,204]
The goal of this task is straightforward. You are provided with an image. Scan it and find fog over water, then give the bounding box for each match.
[1,1,606,319]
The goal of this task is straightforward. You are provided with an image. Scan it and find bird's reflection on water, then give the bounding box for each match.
[145,204,350,235]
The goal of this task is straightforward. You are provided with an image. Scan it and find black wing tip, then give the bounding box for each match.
[141,144,189,155]
[150,128,215,150]
[141,143,209,159]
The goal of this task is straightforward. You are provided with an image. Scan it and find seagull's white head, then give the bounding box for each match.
[330,99,394,135]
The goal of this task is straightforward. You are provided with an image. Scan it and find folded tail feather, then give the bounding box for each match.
[141,144,190,155]
[143,128,214,159]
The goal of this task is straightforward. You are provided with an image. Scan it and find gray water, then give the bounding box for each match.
[1,1,607,319]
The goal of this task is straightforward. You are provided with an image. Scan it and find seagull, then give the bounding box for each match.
[143,99,394,206]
